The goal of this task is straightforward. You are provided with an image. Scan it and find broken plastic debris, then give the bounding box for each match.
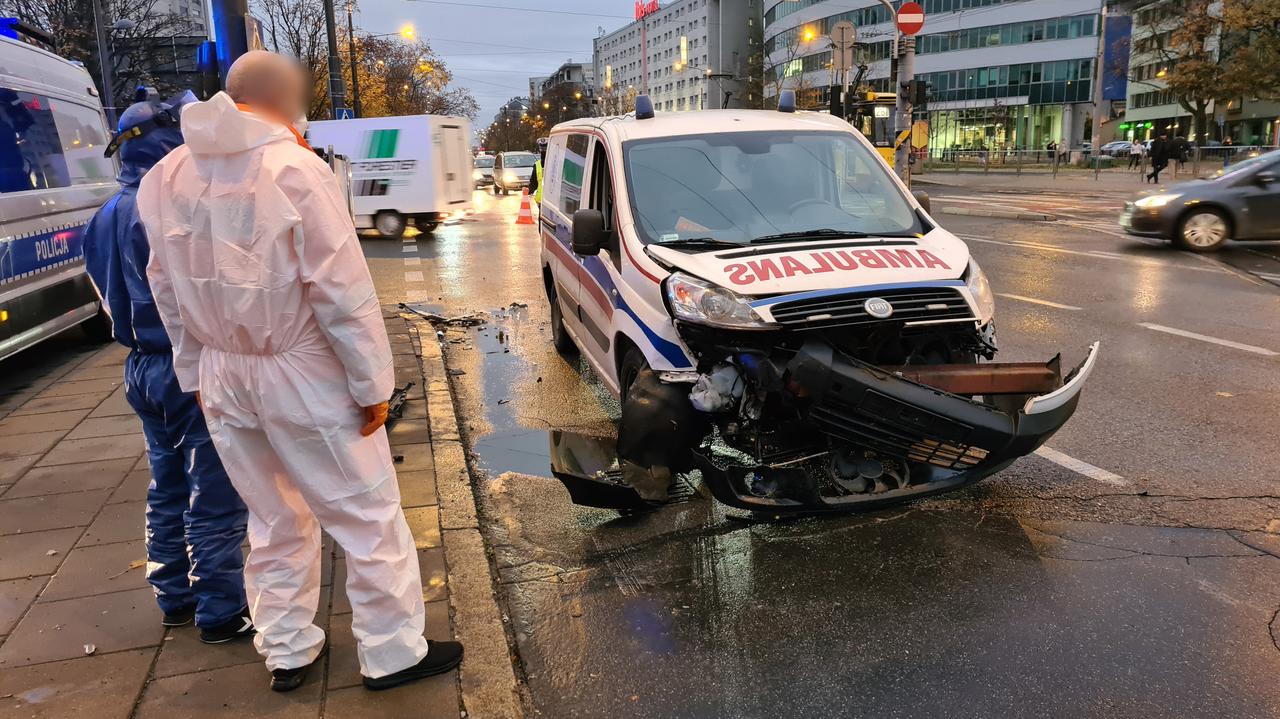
[45,549,57,556]
[83,644,96,655]
[689,363,745,413]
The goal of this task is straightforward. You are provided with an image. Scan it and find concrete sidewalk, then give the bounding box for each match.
[0,309,518,718]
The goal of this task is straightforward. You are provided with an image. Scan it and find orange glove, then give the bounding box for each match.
[361,401,390,437]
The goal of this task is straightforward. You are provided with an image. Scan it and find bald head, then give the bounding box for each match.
[226,51,307,121]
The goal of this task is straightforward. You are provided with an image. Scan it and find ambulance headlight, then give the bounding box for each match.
[664,272,778,330]
[964,259,995,322]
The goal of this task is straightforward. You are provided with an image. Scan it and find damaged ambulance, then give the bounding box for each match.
[539,94,1098,513]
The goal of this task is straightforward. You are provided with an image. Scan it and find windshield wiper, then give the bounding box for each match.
[750,229,917,244]
[652,237,742,250]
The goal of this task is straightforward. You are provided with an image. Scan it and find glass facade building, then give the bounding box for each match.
[763,0,1105,154]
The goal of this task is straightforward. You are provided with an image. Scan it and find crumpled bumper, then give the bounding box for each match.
[693,340,1100,513]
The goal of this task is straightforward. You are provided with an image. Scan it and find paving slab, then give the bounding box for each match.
[0,431,65,461]
[64,414,144,440]
[108,469,151,504]
[61,363,127,382]
[3,457,135,499]
[0,490,112,535]
[75,345,128,369]
[40,540,148,602]
[0,528,83,580]
[388,418,432,445]
[36,435,143,467]
[0,577,45,635]
[0,456,36,484]
[392,443,433,474]
[0,586,162,667]
[399,399,428,419]
[404,507,442,549]
[88,387,133,418]
[34,378,122,399]
[75,501,144,547]
[10,393,105,416]
[0,409,92,435]
[397,470,438,508]
[152,629,261,679]
[135,655,322,719]
[0,648,153,719]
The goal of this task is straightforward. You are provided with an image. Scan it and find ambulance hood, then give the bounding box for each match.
[644,227,971,297]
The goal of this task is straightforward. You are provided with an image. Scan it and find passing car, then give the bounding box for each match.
[538,93,1098,513]
[1099,140,1133,156]
[1120,149,1280,251]
[473,153,494,188]
[493,151,537,194]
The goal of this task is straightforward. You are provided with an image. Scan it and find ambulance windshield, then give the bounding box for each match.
[623,131,921,245]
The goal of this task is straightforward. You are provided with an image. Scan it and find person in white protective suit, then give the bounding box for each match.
[137,51,464,693]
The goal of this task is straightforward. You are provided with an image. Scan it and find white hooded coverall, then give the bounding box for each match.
[138,92,429,677]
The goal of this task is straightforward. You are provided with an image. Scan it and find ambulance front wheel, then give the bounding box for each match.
[374,211,407,239]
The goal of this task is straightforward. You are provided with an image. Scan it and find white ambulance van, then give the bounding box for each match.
[539,94,1099,513]
[0,34,116,360]
[307,114,472,238]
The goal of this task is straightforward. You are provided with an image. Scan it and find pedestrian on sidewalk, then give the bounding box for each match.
[1147,133,1169,183]
[83,91,255,645]
[1128,139,1143,170]
[138,51,464,694]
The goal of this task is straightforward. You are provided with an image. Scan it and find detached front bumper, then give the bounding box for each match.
[693,339,1099,512]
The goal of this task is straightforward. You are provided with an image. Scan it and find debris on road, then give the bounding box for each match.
[83,644,96,655]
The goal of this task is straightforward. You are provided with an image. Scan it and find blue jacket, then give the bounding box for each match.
[83,110,185,353]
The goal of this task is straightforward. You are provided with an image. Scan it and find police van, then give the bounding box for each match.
[0,34,116,361]
[539,94,1099,513]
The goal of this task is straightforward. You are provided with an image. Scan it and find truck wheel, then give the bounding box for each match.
[1175,208,1230,251]
[547,282,577,356]
[81,306,113,343]
[374,211,406,239]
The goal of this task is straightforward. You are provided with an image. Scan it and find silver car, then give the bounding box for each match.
[1120,149,1280,251]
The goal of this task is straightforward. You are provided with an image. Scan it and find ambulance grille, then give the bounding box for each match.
[767,287,974,329]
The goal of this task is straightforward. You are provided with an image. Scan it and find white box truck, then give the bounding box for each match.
[307,115,472,238]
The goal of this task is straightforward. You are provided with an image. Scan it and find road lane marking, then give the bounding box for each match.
[405,271,425,283]
[1138,322,1278,356]
[996,293,1082,310]
[404,257,422,266]
[401,244,417,253]
[959,235,1218,273]
[1034,446,1127,486]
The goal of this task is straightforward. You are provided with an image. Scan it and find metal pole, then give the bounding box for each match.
[91,0,118,128]
[322,0,345,118]
[894,35,915,185]
[346,3,361,117]
[1090,3,1107,180]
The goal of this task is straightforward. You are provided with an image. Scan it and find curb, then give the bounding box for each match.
[940,206,1057,222]
[409,319,524,719]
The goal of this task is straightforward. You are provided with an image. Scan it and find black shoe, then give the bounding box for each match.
[362,640,464,691]
[161,605,196,627]
[199,608,256,644]
[271,641,328,693]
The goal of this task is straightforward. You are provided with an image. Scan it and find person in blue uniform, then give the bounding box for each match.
[84,91,254,644]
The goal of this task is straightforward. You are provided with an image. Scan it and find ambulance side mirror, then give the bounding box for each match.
[912,190,931,214]
[572,209,605,255]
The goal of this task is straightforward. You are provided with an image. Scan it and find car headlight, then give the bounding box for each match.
[503,170,518,181]
[1135,193,1182,209]
[472,169,483,180]
[664,272,778,330]
[965,259,995,321]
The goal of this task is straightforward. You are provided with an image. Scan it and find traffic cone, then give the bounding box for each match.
[515,189,535,225]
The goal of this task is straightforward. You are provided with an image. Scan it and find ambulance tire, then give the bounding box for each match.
[374,211,406,239]
[618,346,648,402]
[547,282,577,356]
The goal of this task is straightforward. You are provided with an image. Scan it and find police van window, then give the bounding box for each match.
[623,130,921,245]
[587,139,619,268]
[51,99,112,185]
[0,89,71,193]
[560,133,589,215]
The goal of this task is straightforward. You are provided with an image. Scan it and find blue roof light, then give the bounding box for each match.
[635,94,655,120]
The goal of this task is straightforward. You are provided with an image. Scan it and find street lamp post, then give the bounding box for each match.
[90,0,119,127]
[346,3,361,117]
[321,0,346,117]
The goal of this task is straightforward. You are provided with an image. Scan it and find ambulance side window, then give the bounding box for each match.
[587,139,620,270]
[561,133,589,216]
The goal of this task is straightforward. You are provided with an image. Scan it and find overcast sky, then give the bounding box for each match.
[353,0,637,128]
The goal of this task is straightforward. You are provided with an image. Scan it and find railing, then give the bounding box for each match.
[918,145,1274,178]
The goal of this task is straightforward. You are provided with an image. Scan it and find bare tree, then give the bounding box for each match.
[765,26,813,103]
[1,0,195,112]
[253,0,329,117]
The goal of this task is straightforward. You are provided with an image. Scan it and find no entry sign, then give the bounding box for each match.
[897,2,925,35]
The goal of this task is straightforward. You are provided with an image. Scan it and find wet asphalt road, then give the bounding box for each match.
[361,189,1280,718]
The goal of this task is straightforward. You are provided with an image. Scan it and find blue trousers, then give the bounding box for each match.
[125,350,249,628]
